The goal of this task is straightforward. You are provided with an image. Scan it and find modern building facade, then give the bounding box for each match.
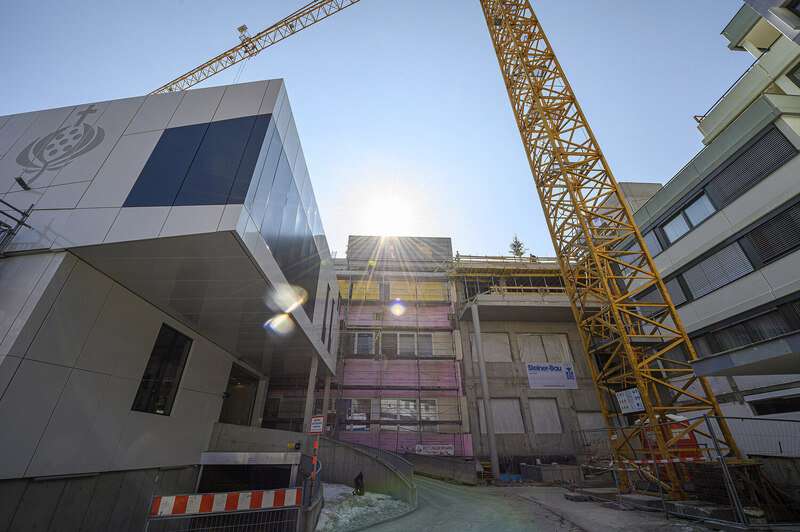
[0,79,339,528]
[331,236,472,456]
[627,4,800,428]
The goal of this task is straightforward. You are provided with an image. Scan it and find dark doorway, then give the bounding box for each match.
[219,365,259,425]
[261,397,281,429]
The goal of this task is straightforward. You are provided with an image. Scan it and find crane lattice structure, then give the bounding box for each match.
[152,0,742,500]
[150,0,361,94]
[479,0,740,498]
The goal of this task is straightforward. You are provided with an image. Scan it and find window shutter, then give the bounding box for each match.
[745,202,800,264]
[706,128,796,206]
[682,243,753,299]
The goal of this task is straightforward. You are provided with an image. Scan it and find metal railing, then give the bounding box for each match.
[574,414,800,529]
[486,285,567,296]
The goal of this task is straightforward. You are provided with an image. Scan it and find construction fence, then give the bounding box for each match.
[574,415,800,528]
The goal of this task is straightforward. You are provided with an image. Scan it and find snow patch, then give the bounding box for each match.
[316,483,412,531]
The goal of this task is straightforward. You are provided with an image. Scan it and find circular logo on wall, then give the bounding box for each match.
[15,105,105,190]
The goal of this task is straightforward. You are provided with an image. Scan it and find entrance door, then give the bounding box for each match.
[218,365,259,425]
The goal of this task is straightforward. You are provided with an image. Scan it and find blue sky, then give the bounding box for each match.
[0,1,754,257]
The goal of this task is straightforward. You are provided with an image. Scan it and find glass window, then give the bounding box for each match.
[714,323,751,352]
[747,311,791,342]
[124,122,208,207]
[355,333,374,355]
[174,116,257,206]
[381,333,397,355]
[691,335,713,357]
[229,114,271,204]
[642,231,662,256]
[132,324,192,416]
[751,394,800,416]
[380,398,418,432]
[343,398,371,431]
[247,126,282,225]
[418,333,434,356]
[662,213,690,243]
[421,399,438,433]
[684,194,715,226]
[399,333,415,355]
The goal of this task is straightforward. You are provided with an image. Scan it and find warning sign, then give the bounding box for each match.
[615,388,645,414]
[309,415,325,434]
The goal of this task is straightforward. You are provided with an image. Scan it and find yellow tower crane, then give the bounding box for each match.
[153,0,742,499]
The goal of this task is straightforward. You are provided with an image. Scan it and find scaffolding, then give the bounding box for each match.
[332,267,470,456]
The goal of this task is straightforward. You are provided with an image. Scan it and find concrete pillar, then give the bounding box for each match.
[250,376,270,427]
[302,355,319,433]
[321,371,332,431]
[471,303,501,482]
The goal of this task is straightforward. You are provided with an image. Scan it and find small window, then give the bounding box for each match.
[381,333,397,355]
[790,1,800,20]
[421,399,438,433]
[132,324,192,416]
[642,231,662,256]
[398,333,415,355]
[750,394,800,416]
[355,333,374,355]
[418,333,434,356]
[663,213,690,243]
[691,335,713,357]
[684,194,715,226]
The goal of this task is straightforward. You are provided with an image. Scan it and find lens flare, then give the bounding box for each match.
[389,299,406,316]
[266,284,308,313]
[264,313,294,335]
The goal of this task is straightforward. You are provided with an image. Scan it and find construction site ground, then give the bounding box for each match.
[365,476,708,532]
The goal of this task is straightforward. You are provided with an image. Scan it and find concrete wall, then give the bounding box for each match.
[0,465,199,532]
[0,253,235,480]
[459,319,603,469]
[318,439,416,506]
[401,453,477,485]
[207,423,313,454]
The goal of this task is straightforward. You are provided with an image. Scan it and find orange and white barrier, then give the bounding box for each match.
[150,488,303,516]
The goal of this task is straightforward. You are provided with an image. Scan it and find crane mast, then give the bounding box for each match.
[478,0,740,498]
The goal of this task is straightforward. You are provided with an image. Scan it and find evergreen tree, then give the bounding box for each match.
[509,234,528,258]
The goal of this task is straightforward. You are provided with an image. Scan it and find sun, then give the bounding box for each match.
[363,195,414,236]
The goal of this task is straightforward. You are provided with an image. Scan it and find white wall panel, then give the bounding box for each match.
[125,91,184,134]
[73,376,138,474]
[542,334,572,363]
[0,359,71,479]
[36,181,90,210]
[471,332,512,362]
[213,81,269,122]
[0,253,75,358]
[0,355,21,402]
[104,206,170,243]
[180,341,232,395]
[111,304,164,381]
[52,207,120,249]
[4,209,71,253]
[478,398,525,434]
[0,114,11,132]
[78,130,162,208]
[50,97,144,187]
[217,204,244,232]
[517,334,546,362]
[25,261,113,367]
[0,112,40,159]
[760,249,800,299]
[75,284,142,374]
[529,398,562,434]
[0,107,73,193]
[258,80,284,116]
[167,86,226,128]
[160,205,225,238]
[0,253,56,345]
[26,369,110,477]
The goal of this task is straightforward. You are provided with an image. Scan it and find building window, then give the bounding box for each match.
[750,394,800,416]
[662,212,691,244]
[683,194,715,226]
[695,309,792,356]
[380,399,419,432]
[418,333,434,356]
[790,1,800,21]
[642,231,662,256]
[343,398,371,431]
[681,243,754,299]
[355,333,374,355]
[132,324,192,416]
[745,202,800,265]
[421,399,438,432]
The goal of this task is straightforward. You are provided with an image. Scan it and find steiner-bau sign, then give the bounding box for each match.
[525,363,578,390]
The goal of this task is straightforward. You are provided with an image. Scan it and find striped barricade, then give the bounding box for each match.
[150,487,303,517]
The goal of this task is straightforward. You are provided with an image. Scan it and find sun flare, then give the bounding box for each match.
[363,195,415,236]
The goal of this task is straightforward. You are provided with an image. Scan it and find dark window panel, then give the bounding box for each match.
[746,202,800,264]
[228,114,271,204]
[174,115,257,206]
[243,117,276,212]
[751,395,800,416]
[248,126,283,225]
[132,324,192,416]
[124,122,208,207]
